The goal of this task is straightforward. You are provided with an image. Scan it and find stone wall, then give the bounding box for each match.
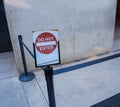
[4,0,117,73]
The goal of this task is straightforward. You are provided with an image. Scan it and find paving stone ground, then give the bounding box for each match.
[0,51,120,107]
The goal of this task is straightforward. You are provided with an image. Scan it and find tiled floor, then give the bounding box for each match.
[0,77,28,107]
[0,51,120,107]
[0,51,18,80]
[0,49,120,107]
[0,51,48,107]
[36,57,120,107]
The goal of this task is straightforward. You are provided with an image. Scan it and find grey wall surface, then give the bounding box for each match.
[4,0,117,72]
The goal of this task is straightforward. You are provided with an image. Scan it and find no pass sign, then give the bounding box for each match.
[36,32,57,54]
[33,31,60,67]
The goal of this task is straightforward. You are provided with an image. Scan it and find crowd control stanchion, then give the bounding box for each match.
[44,66,56,107]
[18,35,35,82]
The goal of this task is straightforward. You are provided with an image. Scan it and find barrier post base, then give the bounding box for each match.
[19,72,35,82]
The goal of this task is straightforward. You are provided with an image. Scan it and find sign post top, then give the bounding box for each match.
[33,31,60,67]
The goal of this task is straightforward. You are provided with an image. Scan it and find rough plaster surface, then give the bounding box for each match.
[4,0,117,72]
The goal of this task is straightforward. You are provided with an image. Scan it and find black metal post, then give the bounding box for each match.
[18,35,28,75]
[44,66,56,107]
[18,35,35,82]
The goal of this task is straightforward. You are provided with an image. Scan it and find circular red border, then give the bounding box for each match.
[35,32,57,54]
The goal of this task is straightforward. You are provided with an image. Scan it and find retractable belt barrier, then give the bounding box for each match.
[18,35,56,107]
[18,35,120,107]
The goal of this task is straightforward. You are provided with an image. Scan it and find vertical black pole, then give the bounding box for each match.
[44,66,56,107]
[18,35,35,82]
[18,35,28,75]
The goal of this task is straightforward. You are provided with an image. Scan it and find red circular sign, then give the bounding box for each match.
[35,32,57,54]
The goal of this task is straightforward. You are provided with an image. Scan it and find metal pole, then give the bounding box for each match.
[18,35,35,82]
[18,35,28,75]
[44,66,56,107]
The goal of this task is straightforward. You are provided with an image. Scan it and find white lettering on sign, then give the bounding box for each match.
[37,37,55,42]
[37,38,44,42]
[45,37,54,41]
[39,45,54,51]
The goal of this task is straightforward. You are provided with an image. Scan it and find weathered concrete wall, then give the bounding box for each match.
[4,0,117,72]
